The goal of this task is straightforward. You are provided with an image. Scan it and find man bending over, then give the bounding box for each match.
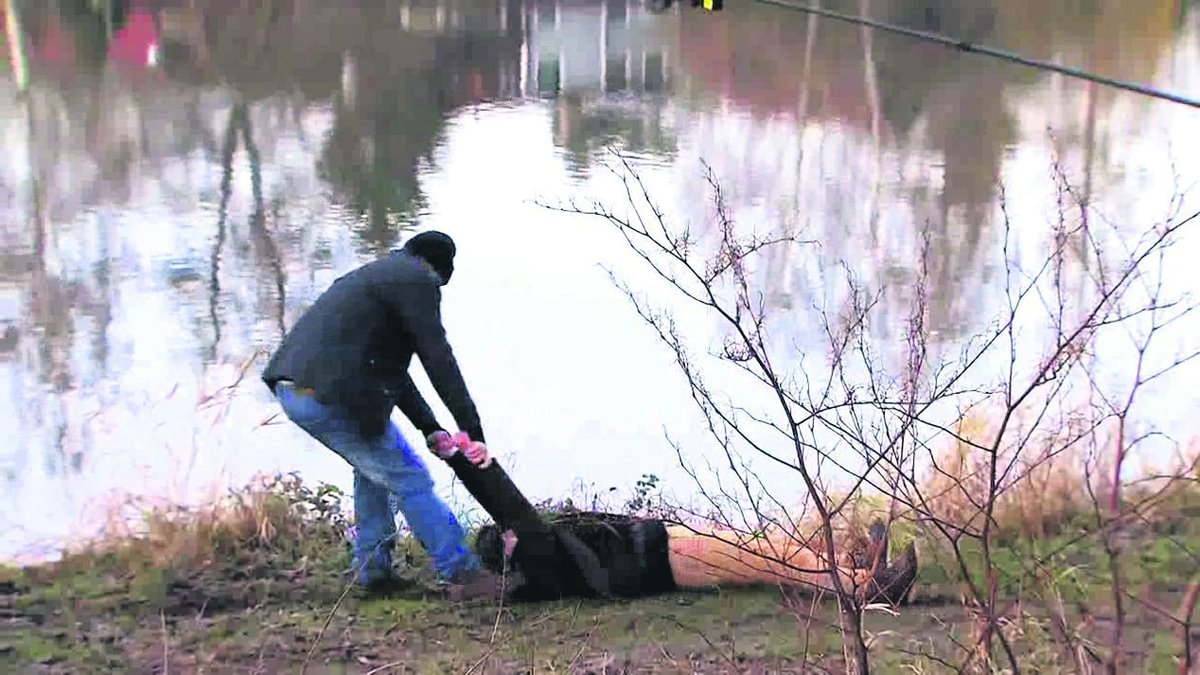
[262,230,500,600]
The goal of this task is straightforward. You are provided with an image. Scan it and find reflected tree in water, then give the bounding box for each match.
[20,110,83,478]
[872,0,1017,338]
[551,92,678,175]
[317,48,440,255]
[3,1,115,477]
[205,101,289,362]
[673,0,1191,342]
[202,97,294,360]
[317,20,523,253]
[147,0,526,345]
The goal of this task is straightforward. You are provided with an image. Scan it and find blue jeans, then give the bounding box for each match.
[272,381,479,584]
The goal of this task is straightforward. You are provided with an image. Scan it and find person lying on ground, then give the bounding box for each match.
[261,230,502,600]
[473,511,918,606]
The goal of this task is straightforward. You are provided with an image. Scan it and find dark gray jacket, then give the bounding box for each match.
[261,250,483,442]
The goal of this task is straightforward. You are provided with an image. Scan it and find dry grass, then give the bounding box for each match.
[4,432,1196,673]
[51,472,351,581]
[919,411,1097,541]
[919,407,1200,542]
[699,404,1200,577]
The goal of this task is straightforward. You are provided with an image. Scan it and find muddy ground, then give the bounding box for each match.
[2,539,1194,674]
[3,476,1197,673]
[0,561,950,673]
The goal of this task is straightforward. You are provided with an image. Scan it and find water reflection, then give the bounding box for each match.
[675,0,1198,343]
[516,0,679,175]
[0,0,1197,562]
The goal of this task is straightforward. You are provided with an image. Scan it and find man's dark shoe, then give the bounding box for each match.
[357,573,416,598]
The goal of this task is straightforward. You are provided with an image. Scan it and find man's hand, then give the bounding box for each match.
[425,430,492,468]
[462,440,491,468]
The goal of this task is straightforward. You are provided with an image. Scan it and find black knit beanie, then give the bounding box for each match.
[402,231,456,284]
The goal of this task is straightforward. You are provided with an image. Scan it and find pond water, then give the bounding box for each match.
[2,0,1199,563]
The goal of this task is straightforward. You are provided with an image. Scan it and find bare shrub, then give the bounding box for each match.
[540,148,1200,674]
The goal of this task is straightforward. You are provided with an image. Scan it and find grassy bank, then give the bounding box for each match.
[3,473,1199,673]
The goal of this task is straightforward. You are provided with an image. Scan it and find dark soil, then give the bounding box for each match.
[4,479,1198,674]
[2,542,1194,674]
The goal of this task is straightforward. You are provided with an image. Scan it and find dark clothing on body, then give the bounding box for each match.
[474,512,677,601]
[261,248,484,443]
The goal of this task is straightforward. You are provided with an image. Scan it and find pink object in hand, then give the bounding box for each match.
[430,431,490,467]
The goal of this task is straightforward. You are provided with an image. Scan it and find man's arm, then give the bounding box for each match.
[388,277,486,444]
[392,370,443,439]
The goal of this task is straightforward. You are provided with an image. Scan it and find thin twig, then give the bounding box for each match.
[489,566,508,644]
[1177,576,1200,675]
[363,660,407,675]
[464,646,500,675]
[656,613,742,670]
[301,580,355,674]
[567,618,601,671]
[160,611,170,675]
